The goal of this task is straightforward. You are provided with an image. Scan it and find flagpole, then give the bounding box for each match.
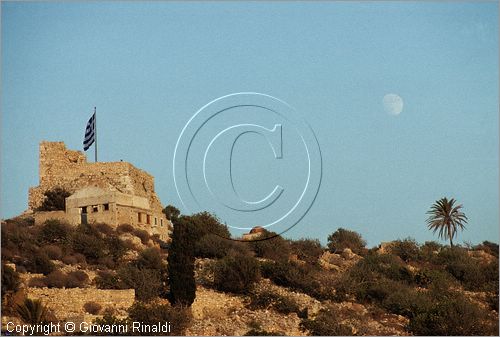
[94,106,97,162]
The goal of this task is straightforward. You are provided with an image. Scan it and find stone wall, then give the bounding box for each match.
[34,211,67,226]
[28,142,163,213]
[25,287,135,319]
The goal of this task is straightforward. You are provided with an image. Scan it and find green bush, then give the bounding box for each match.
[474,241,499,258]
[213,255,260,294]
[248,290,303,316]
[289,238,324,265]
[38,220,72,245]
[391,238,420,262]
[381,287,433,318]
[327,228,366,255]
[163,205,180,221]
[136,247,164,271]
[250,230,291,261]
[195,234,232,259]
[188,212,231,239]
[105,235,127,261]
[300,306,352,335]
[414,268,454,289]
[434,246,496,291]
[408,294,495,335]
[37,187,71,211]
[349,253,414,284]
[24,250,55,275]
[261,260,322,299]
[118,265,162,301]
[71,223,107,262]
[356,278,402,303]
[1,221,34,254]
[128,302,192,336]
[419,241,443,261]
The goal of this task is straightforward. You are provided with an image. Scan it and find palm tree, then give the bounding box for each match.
[426,197,468,247]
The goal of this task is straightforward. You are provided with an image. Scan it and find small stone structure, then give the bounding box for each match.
[29,141,171,240]
[241,226,265,241]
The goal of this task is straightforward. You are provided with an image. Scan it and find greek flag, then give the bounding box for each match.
[83,113,95,151]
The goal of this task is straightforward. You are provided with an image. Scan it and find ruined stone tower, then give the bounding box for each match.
[29,141,171,240]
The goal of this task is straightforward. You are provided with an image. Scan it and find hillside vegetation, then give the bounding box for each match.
[1,212,498,336]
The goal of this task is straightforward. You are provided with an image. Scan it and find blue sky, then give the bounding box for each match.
[2,2,498,247]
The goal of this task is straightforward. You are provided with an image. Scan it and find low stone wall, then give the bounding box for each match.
[25,287,135,319]
[34,211,68,226]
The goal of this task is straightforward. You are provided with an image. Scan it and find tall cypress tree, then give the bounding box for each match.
[167,216,196,306]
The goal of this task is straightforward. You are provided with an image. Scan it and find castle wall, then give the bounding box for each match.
[29,142,162,212]
[29,142,171,240]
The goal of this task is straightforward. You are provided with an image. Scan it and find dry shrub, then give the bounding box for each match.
[248,290,304,316]
[38,219,72,244]
[117,224,134,234]
[45,270,67,288]
[61,253,87,266]
[43,245,62,260]
[290,238,324,265]
[213,255,260,294]
[97,256,116,269]
[94,270,125,290]
[261,260,323,299]
[28,277,48,288]
[94,223,114,236]
[73,253,87,264]
[26,250,55,275]
[66,271,88,288]
[327,228,366,255]
[128,302,192,335]
[300,306,352,335]
[122,239,136,250]
[2,263,20,297]
[133,229,150,245]
[83,301,102,315]
[62,255,78,265]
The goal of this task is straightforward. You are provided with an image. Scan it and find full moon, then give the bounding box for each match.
[383,93,403,115]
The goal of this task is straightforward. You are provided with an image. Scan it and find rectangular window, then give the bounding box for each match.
[92,205,98,213]
[81,206,87,214]
[103,203,109,211]
[154,217,157,226]
[138,213,142,223]
[160,219,163,227]
[146,214,151,225]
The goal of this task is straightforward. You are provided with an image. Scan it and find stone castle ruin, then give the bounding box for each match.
[29,141,171,240]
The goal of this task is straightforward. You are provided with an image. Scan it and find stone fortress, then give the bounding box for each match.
[29,141,171,241]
